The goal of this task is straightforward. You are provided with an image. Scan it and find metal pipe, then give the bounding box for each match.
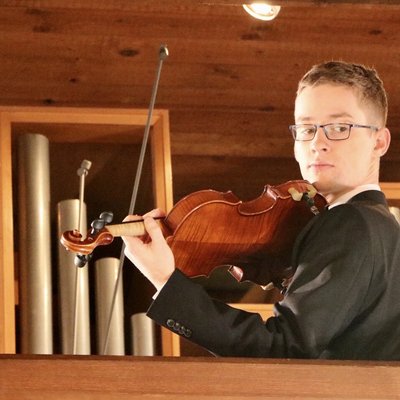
[131,312,156,356]
[18,133,53,354]
[94,257,125,355]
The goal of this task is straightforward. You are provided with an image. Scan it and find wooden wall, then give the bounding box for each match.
[0,1,399,204]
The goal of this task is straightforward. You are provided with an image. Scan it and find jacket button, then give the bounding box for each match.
[178,326,186,335]
[173,322,181,331]
[166,319,175,328]
[184,328,192,338]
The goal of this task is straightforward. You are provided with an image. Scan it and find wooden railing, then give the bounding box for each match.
[1,355,400,399]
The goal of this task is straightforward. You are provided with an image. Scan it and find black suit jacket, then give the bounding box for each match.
[147,190,400,360]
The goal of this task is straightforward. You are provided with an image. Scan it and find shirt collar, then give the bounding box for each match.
[328,184,381,209]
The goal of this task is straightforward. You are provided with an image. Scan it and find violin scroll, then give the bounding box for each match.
[61,211,115,263]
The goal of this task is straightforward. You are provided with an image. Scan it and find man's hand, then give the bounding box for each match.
[121,209,175,291]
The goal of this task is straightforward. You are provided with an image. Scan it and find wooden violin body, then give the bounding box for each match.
[61,180,327,287]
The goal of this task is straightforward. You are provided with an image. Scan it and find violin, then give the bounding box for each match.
[61,180,326,288]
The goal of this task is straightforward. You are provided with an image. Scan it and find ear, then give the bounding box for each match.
[374,127,391,157]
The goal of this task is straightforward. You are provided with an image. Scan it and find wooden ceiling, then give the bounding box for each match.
[2,0,400,205]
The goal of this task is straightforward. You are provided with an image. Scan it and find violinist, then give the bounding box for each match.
[122,60,400,360]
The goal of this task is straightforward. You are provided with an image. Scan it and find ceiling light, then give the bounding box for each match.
[243,3,281,21]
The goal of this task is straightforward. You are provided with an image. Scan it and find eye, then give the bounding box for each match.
[297,125,315,136]
[332,124,349,133]
[325,123,350,138]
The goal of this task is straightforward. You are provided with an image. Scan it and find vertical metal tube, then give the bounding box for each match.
[94,257,125,355]
[131,312,156,356]
[56,199,91,354]
[18,133,53,354]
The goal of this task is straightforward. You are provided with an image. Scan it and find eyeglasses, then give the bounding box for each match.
[289,123,379,141]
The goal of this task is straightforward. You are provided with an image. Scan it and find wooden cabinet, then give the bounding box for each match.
[0,106,173,354]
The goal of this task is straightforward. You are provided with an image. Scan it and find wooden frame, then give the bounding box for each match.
[0,106,173,354]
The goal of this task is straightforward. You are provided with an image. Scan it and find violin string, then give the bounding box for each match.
[101,45,169,355]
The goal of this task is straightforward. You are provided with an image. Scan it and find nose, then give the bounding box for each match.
[311,126,329,152]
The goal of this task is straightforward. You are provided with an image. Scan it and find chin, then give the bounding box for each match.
[302,174,319,187]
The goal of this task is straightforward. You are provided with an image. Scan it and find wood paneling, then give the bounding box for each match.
[0,1,399,190]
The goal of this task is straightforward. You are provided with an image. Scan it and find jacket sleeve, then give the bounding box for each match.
[147,268,278,357]
[147,204,380,358]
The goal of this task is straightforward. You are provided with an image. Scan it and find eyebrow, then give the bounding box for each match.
[296,112,355,122]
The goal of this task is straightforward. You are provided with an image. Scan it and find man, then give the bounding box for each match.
[122,61,400,360]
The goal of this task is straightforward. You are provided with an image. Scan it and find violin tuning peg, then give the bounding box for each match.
[74,253,92,268]
[99,211,113,224]
[91,218,106,231]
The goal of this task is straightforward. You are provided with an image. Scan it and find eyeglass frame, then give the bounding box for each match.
[289,123,379,141]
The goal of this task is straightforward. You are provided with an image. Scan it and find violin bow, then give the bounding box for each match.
[101,44,169,355]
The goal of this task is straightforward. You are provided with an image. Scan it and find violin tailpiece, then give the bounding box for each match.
[301,193,320,215]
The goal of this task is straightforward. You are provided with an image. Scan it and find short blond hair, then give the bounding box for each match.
[297,61,388,126]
